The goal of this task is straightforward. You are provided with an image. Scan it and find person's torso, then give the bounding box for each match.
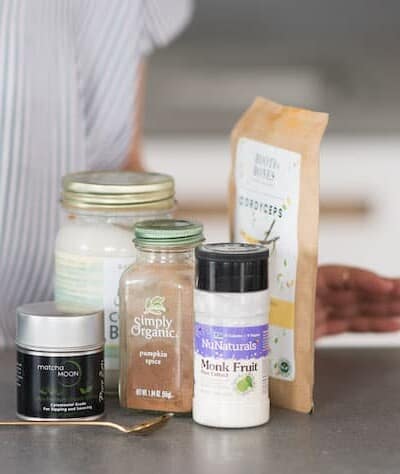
[0,0,144,345]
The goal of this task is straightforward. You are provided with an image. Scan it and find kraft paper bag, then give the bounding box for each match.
[229,97,329,413]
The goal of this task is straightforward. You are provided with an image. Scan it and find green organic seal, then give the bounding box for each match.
[278,358,291,377]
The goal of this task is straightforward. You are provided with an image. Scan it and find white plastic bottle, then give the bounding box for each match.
[193,243,270,428]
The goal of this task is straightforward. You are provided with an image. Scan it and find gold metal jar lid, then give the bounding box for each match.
[62,171,175,210]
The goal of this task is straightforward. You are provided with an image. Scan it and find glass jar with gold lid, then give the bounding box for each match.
[55,171,175,393]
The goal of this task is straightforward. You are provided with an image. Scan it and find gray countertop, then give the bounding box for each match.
[0,348,398,474]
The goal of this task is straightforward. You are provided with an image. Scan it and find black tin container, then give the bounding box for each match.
[16,302,105,421]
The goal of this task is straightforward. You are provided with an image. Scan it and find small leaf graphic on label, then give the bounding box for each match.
[79,386,93,395]
[144,296,166,315]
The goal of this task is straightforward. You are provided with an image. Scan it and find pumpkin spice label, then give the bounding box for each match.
[122,291,193,411]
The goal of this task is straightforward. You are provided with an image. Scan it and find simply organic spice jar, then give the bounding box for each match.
[55,171,175,393]
[119,219,204,414]
[16,302,105,421]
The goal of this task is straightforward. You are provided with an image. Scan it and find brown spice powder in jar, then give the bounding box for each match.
[119,220,203,413]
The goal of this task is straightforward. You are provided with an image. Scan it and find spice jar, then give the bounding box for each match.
[119,219,204,414]
[55,171,175,393]
[193,243,269,428]
[16,302,104,421]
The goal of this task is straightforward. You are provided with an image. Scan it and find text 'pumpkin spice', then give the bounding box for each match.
[229,97,329,413]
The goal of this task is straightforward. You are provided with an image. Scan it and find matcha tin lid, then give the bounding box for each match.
[16,302,104,352]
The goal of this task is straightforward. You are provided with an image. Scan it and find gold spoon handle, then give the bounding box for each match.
[0,413,174,434]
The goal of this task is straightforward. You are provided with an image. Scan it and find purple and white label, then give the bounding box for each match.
[195,323,269,360]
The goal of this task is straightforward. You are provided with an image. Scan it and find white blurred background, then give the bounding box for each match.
[142,0,400,347]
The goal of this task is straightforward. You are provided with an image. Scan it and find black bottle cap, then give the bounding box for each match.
[195,243,269,293]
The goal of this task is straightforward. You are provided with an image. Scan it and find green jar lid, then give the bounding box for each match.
[134,219,204,247]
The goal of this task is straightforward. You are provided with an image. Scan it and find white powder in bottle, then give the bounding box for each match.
[193,243,270,428]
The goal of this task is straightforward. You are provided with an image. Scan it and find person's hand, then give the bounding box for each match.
[315,265,400,339]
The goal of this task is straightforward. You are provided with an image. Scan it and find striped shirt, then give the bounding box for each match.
[0,0,193,347]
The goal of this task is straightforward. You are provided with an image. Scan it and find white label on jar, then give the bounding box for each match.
[194,322,268,401]
[234,137,300,381]
[55,251,104,309]
[55,251,135,371]
[103,257,134,370]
